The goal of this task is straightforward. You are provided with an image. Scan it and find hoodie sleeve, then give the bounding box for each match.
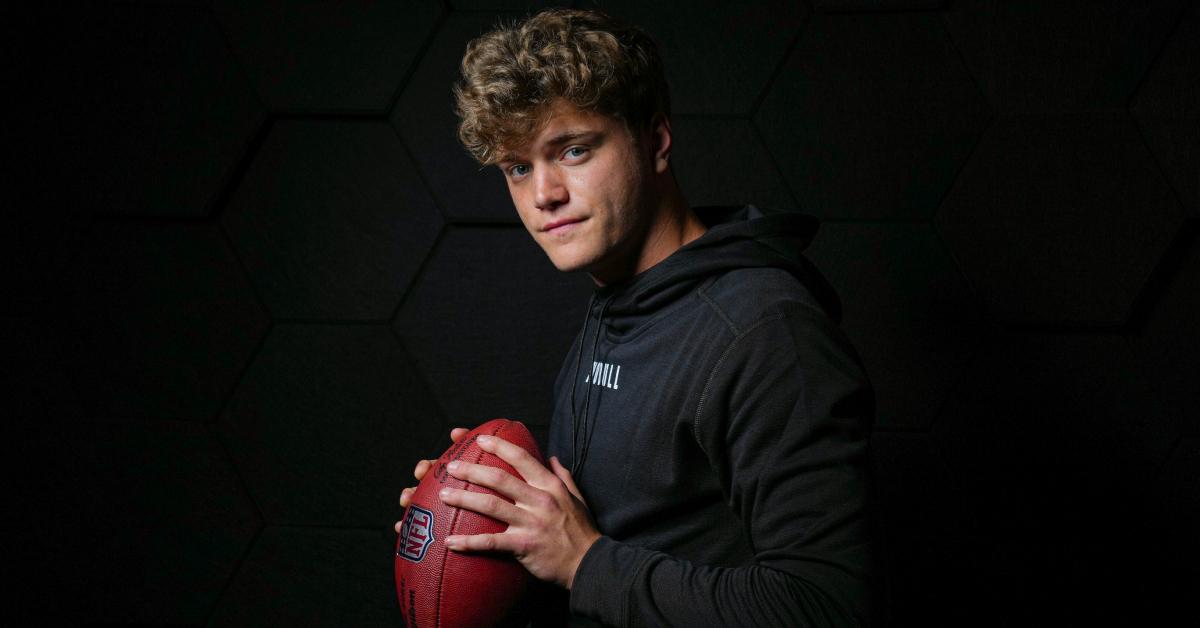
[568,300,880,627]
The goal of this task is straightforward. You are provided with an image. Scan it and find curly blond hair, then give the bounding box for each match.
[453,8,670,165]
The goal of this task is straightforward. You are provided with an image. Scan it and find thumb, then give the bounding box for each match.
[550,456,586,504]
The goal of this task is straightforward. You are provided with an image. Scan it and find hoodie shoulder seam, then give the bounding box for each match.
[691,311,787,454]
[697,283,740,336]
[698,268,835,334]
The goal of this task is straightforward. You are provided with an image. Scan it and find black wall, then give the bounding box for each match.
[7,1,1197,626]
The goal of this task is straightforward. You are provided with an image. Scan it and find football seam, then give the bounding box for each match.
[437,419,511,627]
[435,496,460,628]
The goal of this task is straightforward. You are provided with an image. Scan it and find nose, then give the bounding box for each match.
[533,165,568,210]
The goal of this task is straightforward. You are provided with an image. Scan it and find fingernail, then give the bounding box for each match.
[477,435,493,446]
[447,461,460,472]
[439,488,451,500]
[445,536,460,550]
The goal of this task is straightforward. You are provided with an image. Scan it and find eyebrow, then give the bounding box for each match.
[542,129,594,147]
[498,129,598,164]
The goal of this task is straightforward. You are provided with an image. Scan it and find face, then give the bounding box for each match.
[497,100,662,284]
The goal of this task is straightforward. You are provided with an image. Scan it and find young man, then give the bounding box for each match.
[397,8,881,626]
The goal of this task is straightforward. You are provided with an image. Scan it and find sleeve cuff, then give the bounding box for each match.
[569,535,647,626]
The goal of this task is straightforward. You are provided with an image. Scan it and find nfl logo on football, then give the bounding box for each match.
[398,505,435,562]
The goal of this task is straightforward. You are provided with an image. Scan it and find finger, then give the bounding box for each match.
[413,458,432,481]
[394,520,403,534]
[550,456,585,504]
[399,486,415,508]
[446,460,538,504]
[449,427,469,443]
[439,486,528,526]
[444,532,520,554]
[475,435,554,488]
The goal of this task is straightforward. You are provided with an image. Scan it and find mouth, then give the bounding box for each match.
[542,217,586,233]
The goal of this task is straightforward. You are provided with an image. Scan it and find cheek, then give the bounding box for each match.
[576,163,631,211]
[565,170,590,203]
[508,189,537,230]
[610,160,646,226]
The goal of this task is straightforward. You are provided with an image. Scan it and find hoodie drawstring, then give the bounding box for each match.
[570,292,615,478]
[568,293,595,471]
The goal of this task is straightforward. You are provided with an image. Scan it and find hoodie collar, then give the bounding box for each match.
[588,204,840,334]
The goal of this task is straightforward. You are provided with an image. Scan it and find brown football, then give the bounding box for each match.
[394,418,544,628]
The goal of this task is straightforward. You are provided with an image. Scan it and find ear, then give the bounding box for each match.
[648,112,673,175]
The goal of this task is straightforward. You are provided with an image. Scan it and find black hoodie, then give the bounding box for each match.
[546,205,881,627]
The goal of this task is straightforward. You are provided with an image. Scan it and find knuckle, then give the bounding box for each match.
[481,466,504,485]
[481,493,504,513]
[535,491,556,511]
[504,477,524,494]
[507,448,532,466]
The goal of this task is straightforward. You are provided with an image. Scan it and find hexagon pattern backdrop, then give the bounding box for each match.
[6,1,1197,626]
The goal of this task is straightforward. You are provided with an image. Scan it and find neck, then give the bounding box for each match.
[589,181,706,287]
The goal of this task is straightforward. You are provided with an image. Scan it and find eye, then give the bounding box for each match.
[563,146,589,160]
[508,164,530,179]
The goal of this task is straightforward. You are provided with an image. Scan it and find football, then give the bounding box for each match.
[395,418,544,628]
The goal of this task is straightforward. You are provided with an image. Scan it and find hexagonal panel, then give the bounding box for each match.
[222,120,443,320]
[209,526,397,627]
[218,324,445,526]
[1131,234,1200,433]
[212,1,441,113]
[671,117,799,213]
[454,0,559,9]
[8,5,99,308]
[4,211,89,317]
[1,316,59,423]
[592,0,807,115]
[927,331,1185,623]
[935,115,1186,327]
[392,11,522,222]
[15,420,260,625]
[930,332,1180,532]
[57,221,269,422]
[394,226,593,428]
[944,0,1182,113]
[813,0,943,10]
[756,11,991,221]
[5,421,72,624]
[1146,437,1199,568]
[806,223,985,430]
[869,432,982,626]
[961,530,1170,625]
[61,3,264,217]
[1131,5,1200,216]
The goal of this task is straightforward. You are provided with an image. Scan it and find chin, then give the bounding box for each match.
[546,256,589,274]
[543,247,597,274]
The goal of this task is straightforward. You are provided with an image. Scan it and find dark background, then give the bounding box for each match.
[5,0,1197,626]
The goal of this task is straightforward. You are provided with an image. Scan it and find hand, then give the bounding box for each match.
[439,435,601,590]
[394,427,469,532]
